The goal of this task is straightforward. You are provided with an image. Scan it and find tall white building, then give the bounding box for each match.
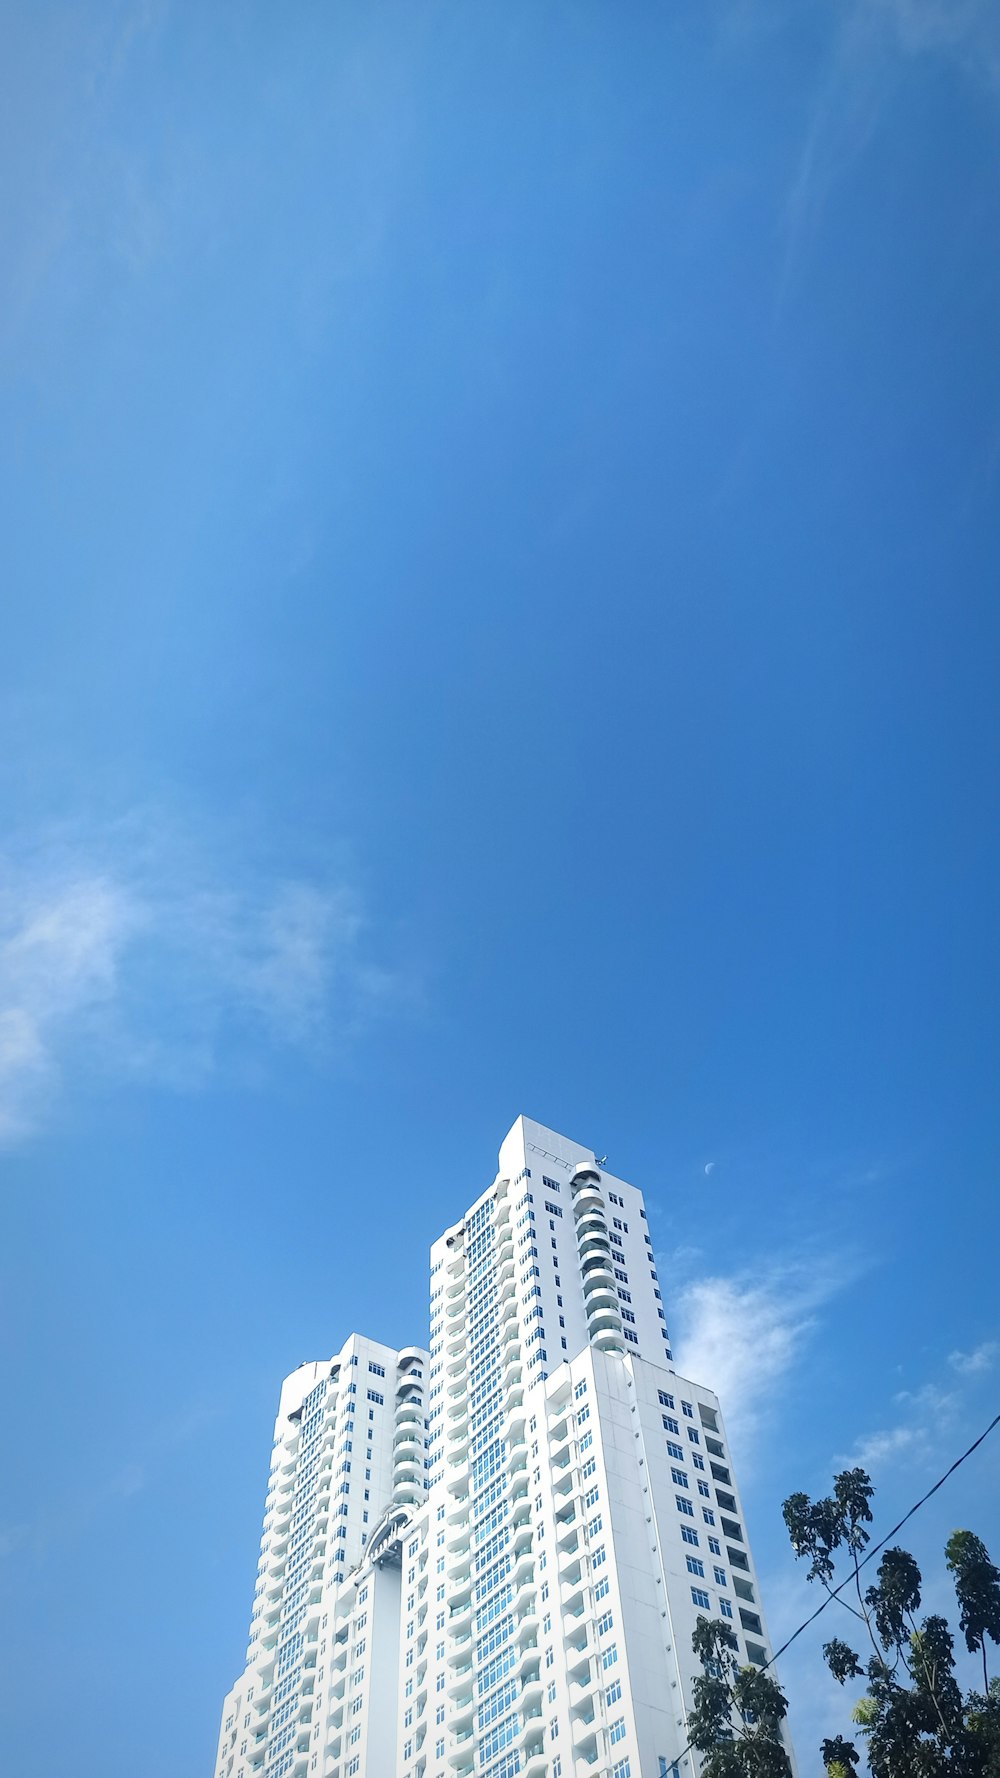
[214,1117,794,1778]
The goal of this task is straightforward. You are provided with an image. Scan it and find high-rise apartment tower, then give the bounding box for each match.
[213,1117,795,1778]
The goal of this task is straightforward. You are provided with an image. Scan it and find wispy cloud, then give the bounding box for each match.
[871,0,1000,72]
[0,1400,222,1562]
[949,1340,998,1376]
[0,813,407,1143]
[668,1256,859,1461]
[844,1350,997,1474]
[779,0,1000,300]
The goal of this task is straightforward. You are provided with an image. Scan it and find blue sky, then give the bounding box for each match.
[1,1,999,1770]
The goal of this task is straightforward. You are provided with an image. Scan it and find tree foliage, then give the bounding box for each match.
[781,1469,1000,1775]
[688,1615,793,1777]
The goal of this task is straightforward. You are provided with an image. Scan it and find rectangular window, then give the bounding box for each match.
[691,1587,711,1609]
[686,1557,705,1577]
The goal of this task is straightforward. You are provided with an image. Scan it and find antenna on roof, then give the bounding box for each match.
[596,1154,607,1166]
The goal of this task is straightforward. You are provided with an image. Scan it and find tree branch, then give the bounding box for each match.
[906,1612,949,1740]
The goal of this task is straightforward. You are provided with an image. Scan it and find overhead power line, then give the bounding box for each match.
[670,1405,1000,1774]
[770,1406,1000,1666]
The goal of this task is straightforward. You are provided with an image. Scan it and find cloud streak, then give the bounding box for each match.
[844,1348,997,1474]
[0,814,405,1143]
[668,1257,859,1462]
[949,1341,998,1376]
[0,1400,223,1562]
[778,0,1000,301]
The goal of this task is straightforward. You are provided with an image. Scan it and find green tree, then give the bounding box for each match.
[946,1530,1000,1694]
[781,1469,1000,1775]
[688,1615,793,1777]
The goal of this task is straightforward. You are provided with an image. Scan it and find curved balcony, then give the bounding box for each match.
[575,1199,607,1228]
[576,1228,612,1261]
[582,1283,619,1315]
[579,1243,611,1270]
[590,1326,625,1353]
[570,1162,602,1190]
[576,1223,608,1251]
[571,1185,604,1220]
[586,1304,623,1336]
[582,1258,617,1289]
[580,1258,617,1291]
[393,1477,424,1507]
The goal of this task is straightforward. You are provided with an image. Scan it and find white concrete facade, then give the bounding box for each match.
[213,1118,795,1778]
[214,1332,429,1778]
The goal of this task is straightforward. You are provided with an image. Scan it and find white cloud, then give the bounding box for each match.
[778,0,1000,300]
[0,874,139,1141]
[870,0,1000,73]
[949,1341,998,1376]
[844,1363,993,1475]
[0,815,404,1143]
[0,1398,223,1560]
[668,1260,855,1462]
[851,1421,927,1468]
